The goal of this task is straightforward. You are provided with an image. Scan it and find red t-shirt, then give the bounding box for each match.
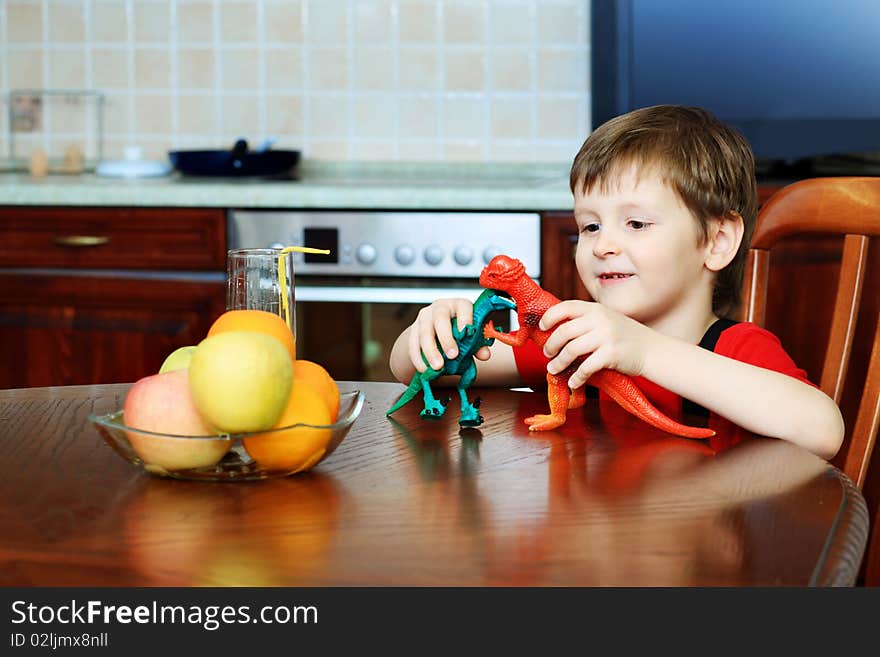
[512,321,814,419]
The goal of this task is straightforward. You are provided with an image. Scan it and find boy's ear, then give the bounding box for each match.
[704,211,745,272]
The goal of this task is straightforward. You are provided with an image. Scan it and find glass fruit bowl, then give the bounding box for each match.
[89,390,365,482]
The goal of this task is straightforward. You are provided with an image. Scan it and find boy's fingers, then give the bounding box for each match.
[433,314,459,360]
[539,301,575,331]
[539,300,589,331]
[419,321,446,370]
[544,317,593,360]
[475,346,491,361]
[569,350,605,390]
[408,326,427,373]
[547,333,598,375]
[454,300,474,332]
[538,305,562,332]
[435,298,474,358]
[407,298,474,372]
[542,317,579,358]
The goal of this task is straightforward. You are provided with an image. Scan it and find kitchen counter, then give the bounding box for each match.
[0,161,574,211]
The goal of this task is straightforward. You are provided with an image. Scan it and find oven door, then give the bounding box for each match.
[293,277,519,382]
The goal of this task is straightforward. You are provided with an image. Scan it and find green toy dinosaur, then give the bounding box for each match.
[387,289,516,427]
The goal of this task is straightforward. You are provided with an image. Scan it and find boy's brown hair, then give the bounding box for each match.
[569,105,758,319]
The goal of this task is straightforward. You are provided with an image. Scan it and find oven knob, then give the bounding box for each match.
[394,244,415,266]
[482,245,503,264]
[453,246,473,266]
[423,245,444,266]
[356,243,377,265]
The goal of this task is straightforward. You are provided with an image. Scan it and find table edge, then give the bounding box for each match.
[810,467,869,586]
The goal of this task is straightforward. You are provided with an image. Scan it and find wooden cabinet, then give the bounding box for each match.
[540,211,588,302]
[0,207,226,270]
[0,207,227,388]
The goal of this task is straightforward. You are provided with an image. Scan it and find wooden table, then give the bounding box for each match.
[0,381,868,586]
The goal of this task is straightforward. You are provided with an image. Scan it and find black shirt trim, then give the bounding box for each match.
[681,318,740,418]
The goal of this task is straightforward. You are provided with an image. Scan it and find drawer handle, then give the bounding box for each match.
[53,235,110,248]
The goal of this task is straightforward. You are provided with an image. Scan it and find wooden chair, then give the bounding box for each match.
[742,177,880,488]
[741,177,880,585]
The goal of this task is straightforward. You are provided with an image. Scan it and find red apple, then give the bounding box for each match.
[123,369,231,472]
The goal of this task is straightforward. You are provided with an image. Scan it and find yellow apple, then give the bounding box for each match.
[123,369,231,471]
[188,330,293,433]
[158,345,197,373]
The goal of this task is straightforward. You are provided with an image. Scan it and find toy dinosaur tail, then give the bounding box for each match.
[386,376,423,416]
[588,369,715,439]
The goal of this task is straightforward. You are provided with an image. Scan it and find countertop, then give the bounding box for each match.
[0,161,575,211]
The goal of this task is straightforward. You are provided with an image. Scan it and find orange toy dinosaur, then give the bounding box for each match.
[479,254,714,439]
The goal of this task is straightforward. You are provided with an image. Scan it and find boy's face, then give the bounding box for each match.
[573,164,715,327]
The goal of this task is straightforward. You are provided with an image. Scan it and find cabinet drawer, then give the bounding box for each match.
[0,207,227,270]
[0,270,226,387]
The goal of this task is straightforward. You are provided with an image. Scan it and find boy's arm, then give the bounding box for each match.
[640,332,844,459]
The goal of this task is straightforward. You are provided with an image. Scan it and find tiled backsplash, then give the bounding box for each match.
[0,0,590,164]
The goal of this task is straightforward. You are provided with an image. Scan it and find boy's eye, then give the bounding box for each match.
[627,218,649,230]
[581,222,601,234]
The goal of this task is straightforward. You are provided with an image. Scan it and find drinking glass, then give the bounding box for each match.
[226,248,297,332]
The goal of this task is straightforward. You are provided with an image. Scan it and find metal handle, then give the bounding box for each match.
[53,235,110,248]
[294,285,487,304]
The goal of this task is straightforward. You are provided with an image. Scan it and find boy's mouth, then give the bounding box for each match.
[597,272,635,287]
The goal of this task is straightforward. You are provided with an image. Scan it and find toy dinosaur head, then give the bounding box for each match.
[472,288,517,314]
[488,293,517,312]
[479,254,526,293]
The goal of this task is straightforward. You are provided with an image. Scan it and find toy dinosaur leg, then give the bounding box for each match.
[525,372,570,431]
[419,374,449,419]
[456,360,484,427]
[568,386,586,409]
[483,323,530,348]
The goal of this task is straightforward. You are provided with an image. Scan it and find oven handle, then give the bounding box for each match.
[294,285,487,304]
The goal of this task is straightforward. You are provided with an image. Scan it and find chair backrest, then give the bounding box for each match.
[741,177,880,489]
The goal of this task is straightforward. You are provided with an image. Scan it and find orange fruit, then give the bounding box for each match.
[242,382,333,473]
[207,309,295,361]
[293,359,340,421]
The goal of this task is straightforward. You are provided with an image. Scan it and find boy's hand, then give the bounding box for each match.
[539,300,651,389]
[408,298,491,372]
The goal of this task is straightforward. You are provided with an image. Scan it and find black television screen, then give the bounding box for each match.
[591,0,880,176]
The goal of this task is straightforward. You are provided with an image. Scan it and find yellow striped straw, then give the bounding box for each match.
[278,246,330,327]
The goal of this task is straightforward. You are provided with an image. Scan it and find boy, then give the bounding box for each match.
[389,105,844,459]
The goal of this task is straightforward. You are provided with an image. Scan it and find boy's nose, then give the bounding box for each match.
[592,229,620,257]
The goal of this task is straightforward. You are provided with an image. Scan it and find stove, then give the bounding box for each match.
[228,210,540,281]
